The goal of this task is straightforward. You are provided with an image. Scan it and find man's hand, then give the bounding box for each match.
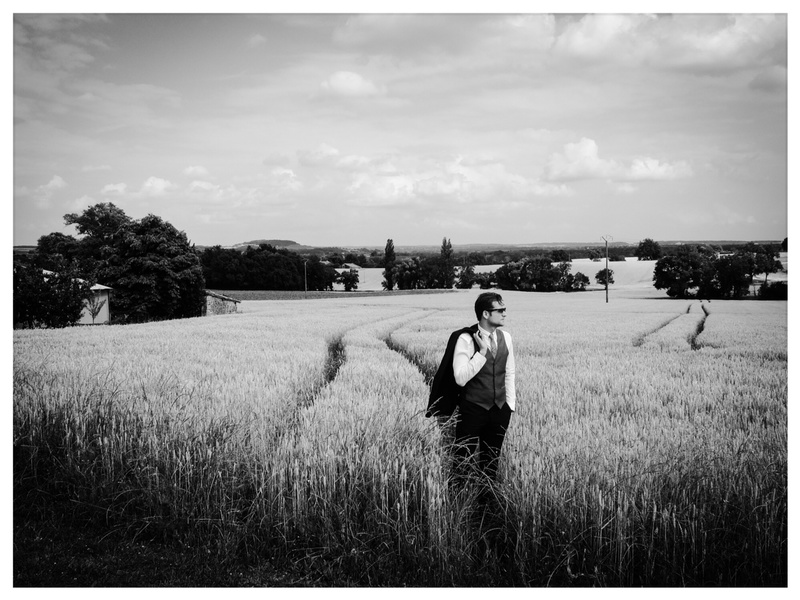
[473,332,489,355]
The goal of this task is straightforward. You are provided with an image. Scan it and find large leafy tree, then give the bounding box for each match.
[653,248,710,298]
[109,214,206,322]
[635,238,663,261]
[13,261,93,328]
[38,203,206,324]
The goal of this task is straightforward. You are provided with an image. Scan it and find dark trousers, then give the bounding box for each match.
[453,400,512,484]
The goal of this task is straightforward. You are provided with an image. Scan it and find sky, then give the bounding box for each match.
[11,2,792,249]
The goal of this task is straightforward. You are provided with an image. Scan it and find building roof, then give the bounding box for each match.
[204,290,241,303]
[41,269,112,290]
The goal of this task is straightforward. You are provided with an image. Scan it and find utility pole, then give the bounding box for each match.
[601,235,613,303]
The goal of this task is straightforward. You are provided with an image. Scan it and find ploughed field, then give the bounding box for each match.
[13,288,787,586]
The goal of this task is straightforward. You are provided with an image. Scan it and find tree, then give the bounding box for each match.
[456,262,476,289]
[595,268,615,287]
[550,249,570,262]
[437,237,456,289]
[569,272,591,291]
[737,242,782,294]
[588,248,602,261]
[108,214,206,322]
[35,232,81,269]
[14,262,93,329]
[653,247,711,299]
[635,238,662,261]
[47,203,206,323]
[495,256,561,292]
[713,254,751,299]
[85,293,107,324]
[337,269,360,292]
[382,239,396,291]
[393,257,424,290]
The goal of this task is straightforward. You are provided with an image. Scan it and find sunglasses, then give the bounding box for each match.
[487,307,507,314]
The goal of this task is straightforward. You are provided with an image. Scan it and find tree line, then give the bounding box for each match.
[380,237,615,293]
[14,203,787,329]
[652,241,785,299]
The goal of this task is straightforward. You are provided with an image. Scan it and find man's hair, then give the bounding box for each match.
[475,292,504,320]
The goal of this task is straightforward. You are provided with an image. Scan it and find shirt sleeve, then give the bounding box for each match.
[503,331,516,408]
[453,332,486,387]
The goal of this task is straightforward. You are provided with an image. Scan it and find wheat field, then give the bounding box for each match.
[13,288,787,586]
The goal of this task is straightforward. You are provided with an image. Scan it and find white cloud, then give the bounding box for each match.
[545,138,619,181]
[32,175,67,208]
[545,138,692,183]
[267,167,303,192]
[627,158,692,181]
[44,175,66,190]
[184,165,209,177]
[247,34,266,48]
[140,176,175,196]
[101,183,127,195]
[188,180,217,193]
[555,14,654,62]
[344,155,571,208]
[70,194,95,211]
[318,71,385,98]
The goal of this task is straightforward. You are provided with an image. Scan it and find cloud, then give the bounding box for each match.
[267,167,303,192]
[101,183,127,195]
[70,194,95,211]
[44,175,67,190]
[247,34,266,48]
[545,138,692,183]
[32,175,67,208]
[188,180,217,193]
[627,158,692,181]
[344,155,571,207]
[545,138,619,181]
[317,71,385,98]
[297,143,341,167]
[140,177,175,196]
[555,14,654,63]
[551,14,786,75]
[183,165,209,177]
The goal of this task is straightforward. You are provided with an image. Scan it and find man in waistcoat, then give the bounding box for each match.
[452,292,516,487]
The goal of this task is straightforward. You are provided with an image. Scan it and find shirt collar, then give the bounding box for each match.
[478,324,494,338]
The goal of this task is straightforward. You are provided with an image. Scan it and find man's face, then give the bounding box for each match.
[485,301,507,327]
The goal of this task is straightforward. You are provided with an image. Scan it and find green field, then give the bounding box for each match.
[13,286,787,586]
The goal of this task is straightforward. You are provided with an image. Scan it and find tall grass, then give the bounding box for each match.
[14,292,787,585]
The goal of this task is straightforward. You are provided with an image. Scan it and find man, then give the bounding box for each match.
[452,292,516,486]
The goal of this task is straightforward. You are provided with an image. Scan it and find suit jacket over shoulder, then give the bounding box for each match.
[426,324,479,418]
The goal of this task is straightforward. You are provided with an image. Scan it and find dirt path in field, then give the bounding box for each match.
[633,301,709,350]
